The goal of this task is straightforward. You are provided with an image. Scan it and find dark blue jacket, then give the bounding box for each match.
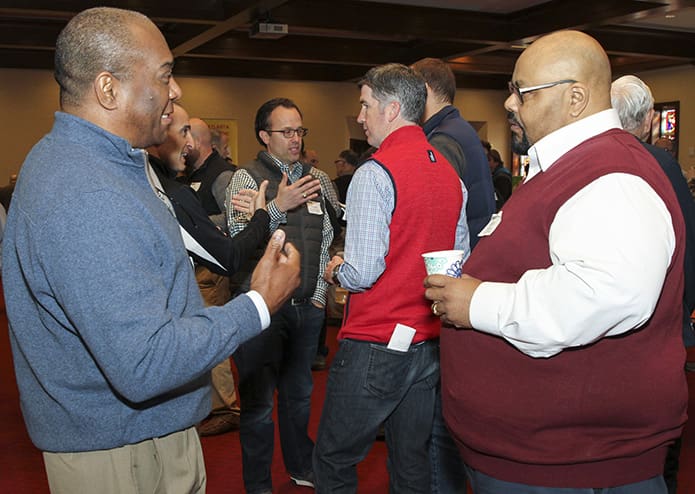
[642,141,695,346]
[423,106,495,249]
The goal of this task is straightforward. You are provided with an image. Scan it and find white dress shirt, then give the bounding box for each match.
[470,109,675,357]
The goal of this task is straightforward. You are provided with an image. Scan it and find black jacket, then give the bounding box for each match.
[642,141,695,346]
[149,155,269,276]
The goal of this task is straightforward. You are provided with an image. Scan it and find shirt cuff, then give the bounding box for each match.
[267,200,287,224]
[246,290,271,329]
[312,282,328,307]
[468,281,509,337]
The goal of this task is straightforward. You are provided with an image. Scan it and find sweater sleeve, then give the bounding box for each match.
[34,188,264,403]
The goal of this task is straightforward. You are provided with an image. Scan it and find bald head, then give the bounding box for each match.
[506,31,613,152]
[188,117,213,169]
[148,103,193,173]
[519,30,612,113]
[55,7,153,109]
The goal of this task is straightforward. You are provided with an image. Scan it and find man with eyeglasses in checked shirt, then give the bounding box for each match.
[225,97,332,494]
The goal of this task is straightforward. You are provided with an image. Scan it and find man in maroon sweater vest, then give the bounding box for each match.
[425,31,687,493]
[313,63,469,493]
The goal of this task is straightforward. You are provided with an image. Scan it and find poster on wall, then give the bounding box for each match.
[203,119,239,165]
[650,101,679,160]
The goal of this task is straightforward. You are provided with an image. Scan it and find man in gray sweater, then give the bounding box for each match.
[2,7,300,493]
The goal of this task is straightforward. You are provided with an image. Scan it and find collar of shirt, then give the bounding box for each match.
[263,151,303,181]
[422,105,458,136]
[55,112,148,169]
[525,108,622,181]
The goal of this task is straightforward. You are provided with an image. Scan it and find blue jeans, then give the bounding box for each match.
[465,466,667,494]
[233,301,324,494]
[430,382,467,493]
[313,338,439,494]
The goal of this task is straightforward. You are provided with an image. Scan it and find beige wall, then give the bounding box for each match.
[1,69,60,182]
[4,64,692,184]
[454,87,510,166]
[0,68,509,184]
[638,65,695,179]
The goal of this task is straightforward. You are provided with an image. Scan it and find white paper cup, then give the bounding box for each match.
[421,250,465,278]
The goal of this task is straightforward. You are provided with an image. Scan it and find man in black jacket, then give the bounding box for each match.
[147,103,313,437]
[148,103,270,274]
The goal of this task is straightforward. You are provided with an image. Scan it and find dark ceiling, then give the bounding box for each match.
[0,0,694,90]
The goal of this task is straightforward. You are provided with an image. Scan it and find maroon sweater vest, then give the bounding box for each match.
[339,125,462,344]
[442,129,687,487]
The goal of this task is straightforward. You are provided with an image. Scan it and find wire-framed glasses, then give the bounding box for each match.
[508,79,576,104]
[265,127,309,138]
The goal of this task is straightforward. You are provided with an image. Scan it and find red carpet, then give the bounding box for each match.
[197,330,389,493]
[0,289,387,493]
[1,292,694,492]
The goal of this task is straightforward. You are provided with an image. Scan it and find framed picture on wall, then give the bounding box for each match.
[651,101,679,160]
[203,118,239,165]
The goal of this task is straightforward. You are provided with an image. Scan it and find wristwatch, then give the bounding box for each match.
[331,264,342,287]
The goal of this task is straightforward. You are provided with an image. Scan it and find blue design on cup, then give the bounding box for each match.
[446,259,463,278]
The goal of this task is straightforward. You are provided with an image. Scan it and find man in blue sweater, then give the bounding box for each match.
[1,7,300,493]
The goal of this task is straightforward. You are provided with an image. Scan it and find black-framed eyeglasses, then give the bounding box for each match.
[508,79,577,104]
[265,127,309,138]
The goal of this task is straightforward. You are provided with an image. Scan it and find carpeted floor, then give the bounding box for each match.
[2,296,694,492]
[0,302,388,493]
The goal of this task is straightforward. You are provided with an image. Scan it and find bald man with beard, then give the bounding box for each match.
[425,30,687,493]
[186,117,237,228]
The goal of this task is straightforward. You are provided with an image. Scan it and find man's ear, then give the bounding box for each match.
[94,72,118,110]
[259,130,271,146]
[641,108,655,142]
[568,83,589,118]
[386,100,400,123]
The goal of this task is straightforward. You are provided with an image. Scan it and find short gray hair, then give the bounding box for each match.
[358,63,426,123]
[610,75,654,134]
[55,7,150,108]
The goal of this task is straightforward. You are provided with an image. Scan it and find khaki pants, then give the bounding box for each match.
[194,265,237,410]
[43,427,206,494]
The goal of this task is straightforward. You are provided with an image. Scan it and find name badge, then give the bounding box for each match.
[387,323,416,352]
[478,211,502,237]
[307,200,323,215]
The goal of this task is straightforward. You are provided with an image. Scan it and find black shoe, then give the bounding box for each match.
[685,361,695,372]
[311,354,327,371]
[375,423,385,441]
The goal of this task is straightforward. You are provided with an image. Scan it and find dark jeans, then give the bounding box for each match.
[313,338,439,494]
[465,466,666,494]
[663,436,682,494]
[430,382,467,493]
[233,301,324,494]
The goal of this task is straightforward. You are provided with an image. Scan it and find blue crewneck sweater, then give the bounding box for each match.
[3,112,262,452]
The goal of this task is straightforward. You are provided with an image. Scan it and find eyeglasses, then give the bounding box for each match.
[508,79,577,104]
[265,127,309,138]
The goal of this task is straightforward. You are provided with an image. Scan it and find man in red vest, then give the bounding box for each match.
[313,63,469,493]
[425,30,687,494]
